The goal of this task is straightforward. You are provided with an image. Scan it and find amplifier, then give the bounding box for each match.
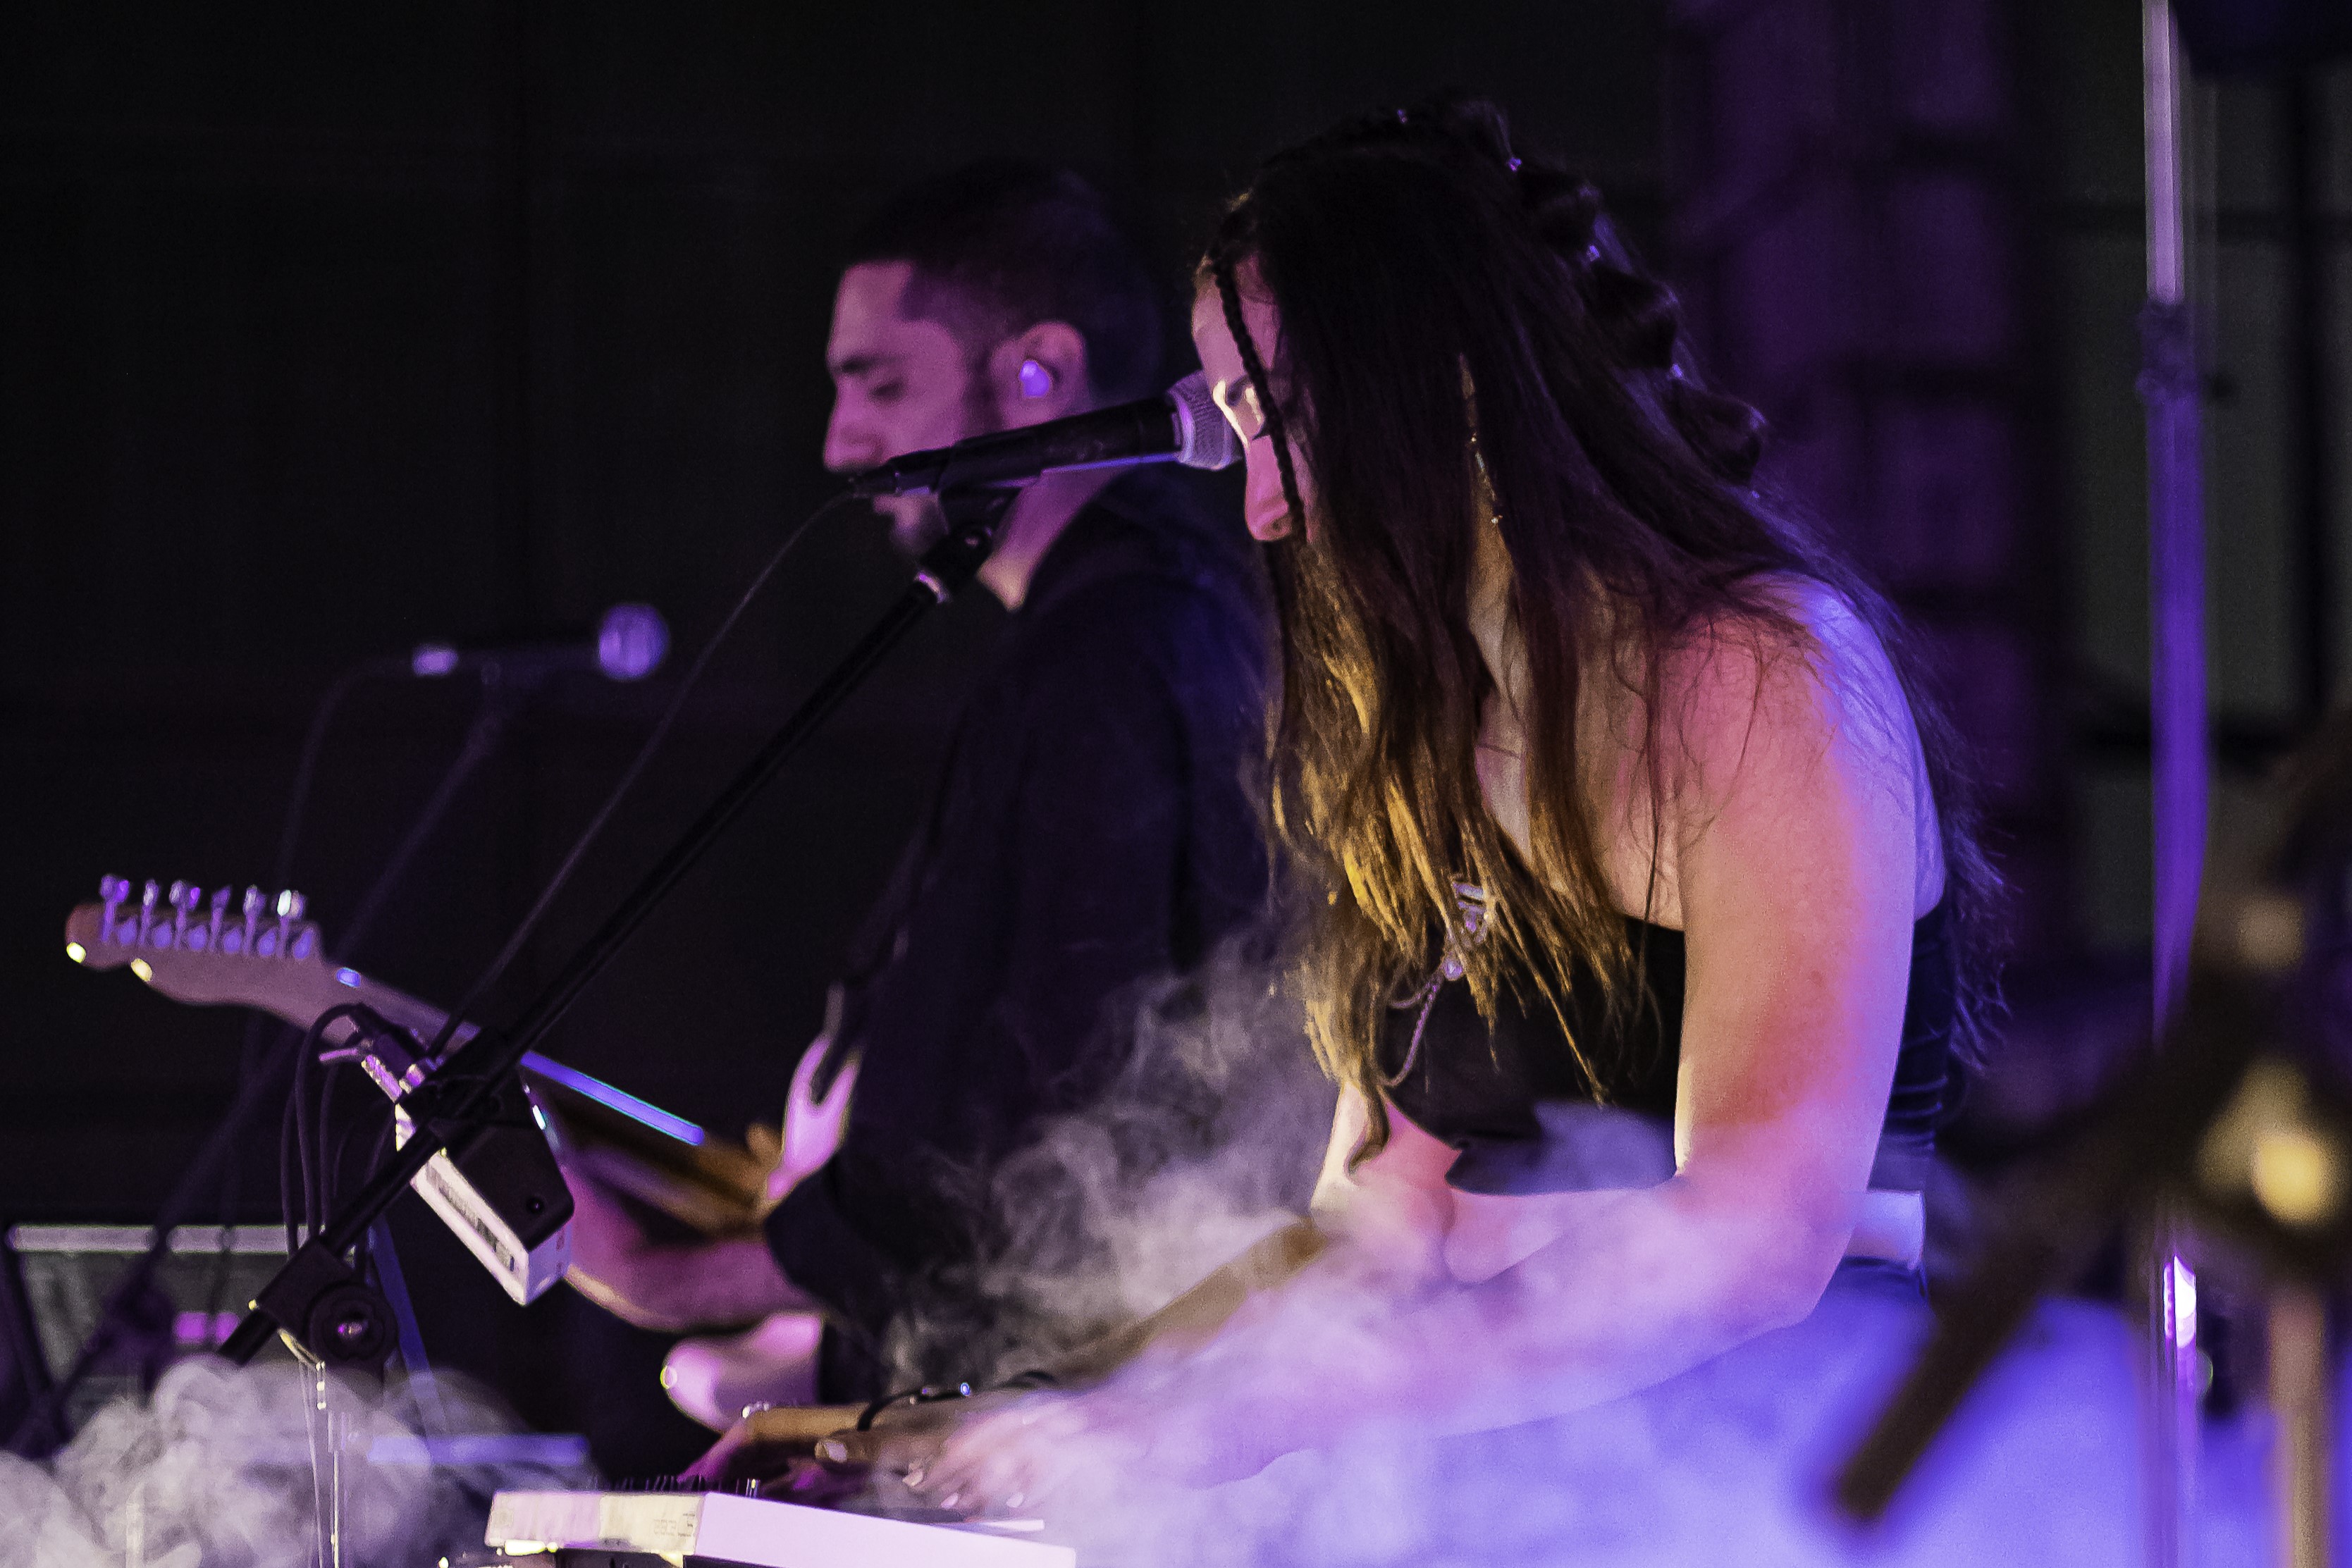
[7,1224,288,1431]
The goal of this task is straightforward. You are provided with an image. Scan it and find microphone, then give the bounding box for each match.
[412,603,670,682]
[846,371,1239,499]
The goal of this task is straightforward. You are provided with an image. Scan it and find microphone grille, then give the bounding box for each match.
[1167,371,1240,472]
[597,603,670,681]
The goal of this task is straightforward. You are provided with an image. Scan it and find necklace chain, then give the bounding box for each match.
[1379,881,1493,1087]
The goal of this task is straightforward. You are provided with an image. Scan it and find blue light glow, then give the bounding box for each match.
[519,1051,705,1145]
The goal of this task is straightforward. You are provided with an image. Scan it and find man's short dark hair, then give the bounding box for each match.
[844,159,1163,405]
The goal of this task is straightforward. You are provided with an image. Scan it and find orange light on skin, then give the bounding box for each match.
[130,958,154,983]
[65,942,86,964]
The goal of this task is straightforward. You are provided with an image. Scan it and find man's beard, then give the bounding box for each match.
[880,346,1006,561]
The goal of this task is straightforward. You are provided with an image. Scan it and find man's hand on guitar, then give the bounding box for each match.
[559,1164,808,1333]
[735,1034,858,1214]
[769,1035,859,1204]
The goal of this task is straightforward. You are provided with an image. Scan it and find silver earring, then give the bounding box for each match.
[1017,359,1054,399]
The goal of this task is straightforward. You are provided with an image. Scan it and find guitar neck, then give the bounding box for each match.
[64,895,768,1230]
[64,896,473,1054]
[271,966,474,1058]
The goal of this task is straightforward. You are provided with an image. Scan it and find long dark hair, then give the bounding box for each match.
[1205,95,1999,1159]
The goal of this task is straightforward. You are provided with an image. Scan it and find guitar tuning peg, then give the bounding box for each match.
[267,889,304,959]
[137,880,161,947]
[207,886,231,952]
[230,885,264,956]
[99,876,132,944]
[168,882,199,947]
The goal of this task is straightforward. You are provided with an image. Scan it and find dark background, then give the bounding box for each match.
[3,0,2348,1471]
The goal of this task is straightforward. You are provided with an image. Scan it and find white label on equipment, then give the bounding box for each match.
[599,1495,701,1554]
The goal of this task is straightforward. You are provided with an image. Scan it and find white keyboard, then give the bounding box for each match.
[486,1490,1073,1568]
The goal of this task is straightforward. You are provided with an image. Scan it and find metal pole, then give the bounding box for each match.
[290,1339,345,1568]
[2282,73,2337,719]
[2270,1283,2329,1568]
[2139,3,2207,1565]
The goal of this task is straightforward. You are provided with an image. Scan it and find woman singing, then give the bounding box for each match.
[833,94,1995,1511]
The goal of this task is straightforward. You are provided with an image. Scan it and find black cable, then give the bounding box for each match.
[319,1065,392,1224]
[328,1097,390,1224]
[313,1063,343,1233]
[204,1024,284,1323]
[336,677,520,961]
[857,1382,975,1431]
[352,1117,398,1249]
[211,658,411,1331]
[289,678,512,1252]
[226,660,506,1288]
[13,655,424,1455]
[280,1074,302,1257]
[416,493,854,1066]
[292,1027,319,1240]
[198,1179,238,1328]
[288,1006,370,1246]
[853,1368,1059,1433]
[278,673,518,1268]
[278,659,411,886]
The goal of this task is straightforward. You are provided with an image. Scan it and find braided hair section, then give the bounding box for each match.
[1306,92,1770,489]
[1210,254,1308,538]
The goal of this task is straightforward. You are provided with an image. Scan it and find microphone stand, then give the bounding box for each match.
[220,483,1016,1369]
[1838,708,2352,1566]
[1834,939,2352,1568]
[6,672,529,1455]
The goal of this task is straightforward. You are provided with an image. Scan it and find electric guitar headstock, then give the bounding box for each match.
[65,875,340,1013]
[61,872,467,1051]
[63,872,768,1232]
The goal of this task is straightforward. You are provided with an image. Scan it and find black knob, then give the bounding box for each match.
[304,1280,395,1367]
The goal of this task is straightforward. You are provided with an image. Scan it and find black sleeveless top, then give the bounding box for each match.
[1373,904,1954,1197]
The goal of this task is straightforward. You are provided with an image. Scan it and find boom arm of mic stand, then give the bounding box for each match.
[1834,967,2268,1522]
[221,483,1018,1366]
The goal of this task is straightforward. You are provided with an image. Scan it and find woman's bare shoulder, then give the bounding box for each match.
[1655,573,1875,676]
[1647,574,1919,805]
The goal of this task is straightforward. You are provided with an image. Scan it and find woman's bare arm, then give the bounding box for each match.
[1030,1079,1458,1386]
[913,595,1929,1491]
[1250,593,1925,1445]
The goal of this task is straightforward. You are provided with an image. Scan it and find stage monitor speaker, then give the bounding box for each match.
[6,1225,290,1434]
